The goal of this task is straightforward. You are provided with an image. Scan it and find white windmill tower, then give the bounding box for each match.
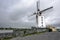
[30,0,53,28]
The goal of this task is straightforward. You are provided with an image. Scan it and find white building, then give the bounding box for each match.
[38,16,46,28]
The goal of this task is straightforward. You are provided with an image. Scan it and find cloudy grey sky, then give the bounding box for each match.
[0,0,60,28]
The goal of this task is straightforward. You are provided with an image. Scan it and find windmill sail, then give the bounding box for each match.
[37,1,40,11]
[40,6,53,13]
[36,15,38,27]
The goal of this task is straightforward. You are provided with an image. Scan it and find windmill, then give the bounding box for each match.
[30,0,53,28]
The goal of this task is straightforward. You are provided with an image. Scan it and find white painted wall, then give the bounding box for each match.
[38,16,46,28]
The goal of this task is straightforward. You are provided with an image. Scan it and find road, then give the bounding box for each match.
[10,32,60,40]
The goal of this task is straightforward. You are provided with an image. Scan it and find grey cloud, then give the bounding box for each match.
[0,0,60,28]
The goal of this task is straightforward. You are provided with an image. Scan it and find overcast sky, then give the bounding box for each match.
[0,0,60,28]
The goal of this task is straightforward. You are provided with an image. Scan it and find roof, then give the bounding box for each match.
[0,30,13,33]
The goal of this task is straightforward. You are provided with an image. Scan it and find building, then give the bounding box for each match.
[38,16,46,28]
[0,30,13,38]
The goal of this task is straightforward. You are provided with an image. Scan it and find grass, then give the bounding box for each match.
[0,37,13,40]
[23,31,46,37]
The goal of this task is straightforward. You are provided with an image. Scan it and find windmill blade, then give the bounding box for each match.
[37,1,39,11]
[36,15,38,27]
[40,6,53,13]
[28,13,36,17]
